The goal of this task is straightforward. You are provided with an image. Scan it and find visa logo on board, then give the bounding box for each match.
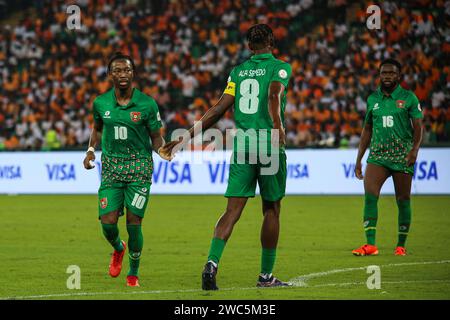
[0,165,22,179]
[46,164,76,181]
[153,162,192,184]
[342,161,438,180]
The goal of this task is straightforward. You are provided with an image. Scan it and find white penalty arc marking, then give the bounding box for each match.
[289,259,450,287]
[311,279,450,288]
[1,260,449,300]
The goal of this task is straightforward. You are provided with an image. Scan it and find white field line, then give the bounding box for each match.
[289,260,450,287]
[1,260,449,300]
[311,279,450,288]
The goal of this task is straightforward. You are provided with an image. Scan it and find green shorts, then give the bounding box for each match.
[225,150,287,202]
[98,181,152,218]
[367,158,414,175]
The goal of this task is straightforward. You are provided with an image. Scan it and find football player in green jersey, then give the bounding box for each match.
[162,24,292,290]
[83,52,171,287]
[353,58,423,257]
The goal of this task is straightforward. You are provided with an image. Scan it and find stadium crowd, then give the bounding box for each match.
[0,0,448,150]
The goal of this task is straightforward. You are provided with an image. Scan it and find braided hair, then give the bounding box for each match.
[246,24,274,50]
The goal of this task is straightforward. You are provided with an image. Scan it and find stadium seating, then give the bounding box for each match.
[0,0,448,150]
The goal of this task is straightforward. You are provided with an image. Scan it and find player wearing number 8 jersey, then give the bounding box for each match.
[162,24,292,290]
[353,58,423,257]
[83,52,171,287]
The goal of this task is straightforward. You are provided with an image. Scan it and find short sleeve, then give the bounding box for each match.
[92,99,102,125]
[146,99,163,132]
[223,68,237,97]
[408,94,424,119]
[364,103,373,127]
[271,62,292,87]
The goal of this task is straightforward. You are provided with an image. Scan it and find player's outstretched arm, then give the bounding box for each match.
[406,118,423,166]
[83,121,102,170]
[268,81,286,147]
[355,123,372,180]
[161,93,235,156]
[150,129,173,161]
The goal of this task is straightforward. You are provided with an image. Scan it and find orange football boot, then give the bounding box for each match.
[109,241,126,277]
[352,244,379,256]
[126,275,140,287]
[394,246,407,256]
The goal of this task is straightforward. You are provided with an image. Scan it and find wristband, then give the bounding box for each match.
[87,147,95,153]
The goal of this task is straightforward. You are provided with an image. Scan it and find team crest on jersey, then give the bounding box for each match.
[396,100,405,108]
[130,112,141,122]
[100,197,108,209]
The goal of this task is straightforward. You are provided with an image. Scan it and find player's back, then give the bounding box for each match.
[229,53,291,132]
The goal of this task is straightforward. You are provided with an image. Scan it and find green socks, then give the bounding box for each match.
[101,223,124,252]
[363,193,379,245]
[207,237,226,264]
[207,239,277,276]
[397,199,411,247]
[261,248,277,275]
[362,195,412,247]
[127,224,144,276]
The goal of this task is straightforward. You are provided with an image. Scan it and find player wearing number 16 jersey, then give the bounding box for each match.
[353,58,423,257]
[162,24,292,290]
[83,52,171,287]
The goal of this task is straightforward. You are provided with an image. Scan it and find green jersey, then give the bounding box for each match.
[92,88,162,183]
[365,85,423,164]
[224,53,292,153]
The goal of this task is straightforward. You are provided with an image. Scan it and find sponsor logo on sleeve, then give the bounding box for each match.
[278,69,288,79]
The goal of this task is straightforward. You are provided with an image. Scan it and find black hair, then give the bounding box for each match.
[246,24,274,50]
[107,52,135,73]
[379,58,402,72]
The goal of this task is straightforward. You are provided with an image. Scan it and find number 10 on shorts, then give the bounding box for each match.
[131,193,146,209]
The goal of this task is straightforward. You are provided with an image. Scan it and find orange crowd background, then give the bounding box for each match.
[0,0,448,150]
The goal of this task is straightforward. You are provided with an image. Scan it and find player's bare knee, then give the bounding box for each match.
[100,211,119,224]
[126,213,142,225]
[262,200,280,217]
[263,209,280,219]
[396,195,410,202]
[223,208,242,224]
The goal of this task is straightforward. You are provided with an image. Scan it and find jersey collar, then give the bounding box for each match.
[377,84,402,99]
[250,53,274,62]
[111,88,138,109]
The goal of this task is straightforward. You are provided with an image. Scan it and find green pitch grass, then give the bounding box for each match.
[0,195,449,300]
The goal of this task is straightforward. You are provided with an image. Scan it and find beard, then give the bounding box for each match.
[380,80,397,93]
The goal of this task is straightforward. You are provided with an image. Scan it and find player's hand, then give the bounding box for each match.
[406,148,419,166]
[271,127,286,148]
[83,151,96,170]
[355,161,363,180]
[160,134,191,159]
[158,145,175,161]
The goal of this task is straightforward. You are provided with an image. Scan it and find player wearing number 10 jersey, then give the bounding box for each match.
[162,24,292,290]
[83,52,171,287]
